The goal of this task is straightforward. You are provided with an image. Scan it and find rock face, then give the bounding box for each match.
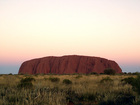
[18,55,122,74]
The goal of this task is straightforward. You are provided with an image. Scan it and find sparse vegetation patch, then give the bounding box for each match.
[104,68,116,75]
[0,74,140,105]
[17,77,35,89]
[48,77,60,82]
[63,79,72,85]
[100,77,113,83]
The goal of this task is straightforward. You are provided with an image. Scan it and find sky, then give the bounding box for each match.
[0,0,140,74]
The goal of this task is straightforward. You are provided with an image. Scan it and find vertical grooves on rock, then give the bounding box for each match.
[63,57,69,73]
[33,59,40,74]
[86,57,89,73]
[75,56,82,73]
[53,57,57,73]
[57,58,60,74]
[49,57,53,73]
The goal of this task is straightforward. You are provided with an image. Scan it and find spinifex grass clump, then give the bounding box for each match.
[1,74,140,105]
[133,75,140,94]
[121,77,135,84]
[99,91,135,105]
[63,79,72,85]
[100,77,113,83]
[66,90,96,105]
[122,75,140,95]
[17,77,35,89]
[49,77,60,82]
[75,75,83,79]
[99,77,114,89]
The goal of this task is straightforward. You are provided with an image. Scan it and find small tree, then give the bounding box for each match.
[104,68,116,75]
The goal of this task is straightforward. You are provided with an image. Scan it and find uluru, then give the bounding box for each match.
[18,55,122,74]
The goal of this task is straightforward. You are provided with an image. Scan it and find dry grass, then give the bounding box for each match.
[0,74,139,105]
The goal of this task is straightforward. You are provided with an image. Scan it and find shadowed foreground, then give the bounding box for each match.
[0,74,140,105]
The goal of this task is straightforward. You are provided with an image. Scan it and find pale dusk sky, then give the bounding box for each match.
[0,0,140,74]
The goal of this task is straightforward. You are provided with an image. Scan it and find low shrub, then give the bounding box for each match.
[99,91,135,105]
[49,77,60,82]
[123,72,127,75]
[132,75,140,94]
[17,77,35,89]
[121,77,135,85]
[132,72,140,75]
[66,90,96,104]
[122,75,140,95]
[100,77,113,83]
[115,92,135,105]
[100,73,105,75]
[63,79,72,85]
[75,75,82,79]
[90,72,98,75]
[104,68,116,75]
[72,73,79,75]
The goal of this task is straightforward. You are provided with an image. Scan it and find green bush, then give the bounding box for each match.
[115,92,135,105]
[123,72,127,75]
[99,91,135,105]
[49,77,60,82]
[104,68,116,75]
[132,75,140,94]
[63,79,72,85]
[121,77,135,85]
[17,77,35,89]
[122,75,140,95]
[20,77,35,83]
[132,72,140,75]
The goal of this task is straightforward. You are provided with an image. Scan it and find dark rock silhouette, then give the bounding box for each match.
[18,55,122,74]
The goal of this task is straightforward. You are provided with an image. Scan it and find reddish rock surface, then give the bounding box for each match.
[18,55,122,74]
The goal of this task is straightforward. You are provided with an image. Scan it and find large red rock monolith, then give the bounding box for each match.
[18,55,122,74]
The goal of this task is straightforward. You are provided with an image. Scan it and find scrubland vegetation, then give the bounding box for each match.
[0,73,140,105]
